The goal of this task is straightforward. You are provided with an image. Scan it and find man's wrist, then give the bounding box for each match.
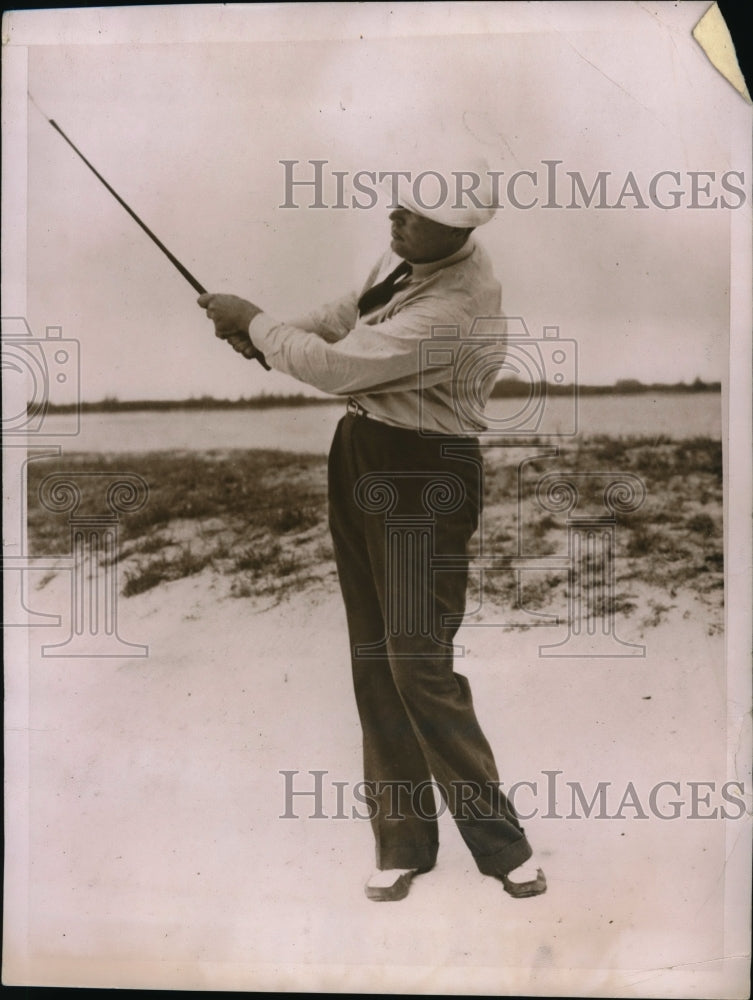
[245,303,263,327]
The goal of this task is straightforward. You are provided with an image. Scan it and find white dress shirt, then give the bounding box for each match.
[248,237,505,434]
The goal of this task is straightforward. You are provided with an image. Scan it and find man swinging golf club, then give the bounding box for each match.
[199,160,547,903]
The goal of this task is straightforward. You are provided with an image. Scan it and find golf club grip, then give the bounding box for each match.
[196,279,270,371]
[233,332,271,370]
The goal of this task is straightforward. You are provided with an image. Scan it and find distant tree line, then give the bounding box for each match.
[34,378,721,414]
[490,377,721,398]
[34,392,337,415]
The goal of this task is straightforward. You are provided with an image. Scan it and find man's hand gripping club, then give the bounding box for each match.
[197,293,269,367]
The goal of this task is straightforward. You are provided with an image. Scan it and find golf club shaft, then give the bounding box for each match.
[32,96,269,369]
[48,118,206,295]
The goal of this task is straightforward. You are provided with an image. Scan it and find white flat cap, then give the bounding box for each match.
[380,153,498,228]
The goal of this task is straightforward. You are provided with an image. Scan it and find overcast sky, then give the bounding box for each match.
[7,3,750,402]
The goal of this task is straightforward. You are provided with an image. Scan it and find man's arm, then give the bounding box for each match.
[245,295,464,395]
[198,251,392,356]
[199,290,467,394]
[284,291,360,343]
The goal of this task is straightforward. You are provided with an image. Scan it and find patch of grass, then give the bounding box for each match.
[626,524,656,558]
[233,539,283,575]
[685,512,717,537]
[122,558,174,597]
[135,531,172,555]
[613,593,638,616]
[519,577,559,610]
[589,436,631,463]
[531,514,558,536]
[26,435,723,626]
[703,551,724,572]
[643,600,677,628]
[27,449,329,600]
[123,547,212,596]
[673,438,723,480]
[651,507,685,525]
[269,505,320,534]
[482,433,723,627]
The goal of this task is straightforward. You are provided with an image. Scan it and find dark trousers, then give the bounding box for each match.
[328,414,532,876]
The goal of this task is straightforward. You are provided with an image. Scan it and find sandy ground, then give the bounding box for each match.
[4,563,749,996]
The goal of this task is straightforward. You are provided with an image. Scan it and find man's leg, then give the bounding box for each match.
[352,426,532,876]
[328,417,439,873]
[328,415,539,886]
[360,450,534,879]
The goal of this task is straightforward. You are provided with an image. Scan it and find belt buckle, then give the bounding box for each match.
[346,397,362,418]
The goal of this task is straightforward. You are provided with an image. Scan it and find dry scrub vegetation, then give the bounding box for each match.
[27,435,723,630]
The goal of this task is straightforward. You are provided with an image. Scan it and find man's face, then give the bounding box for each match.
[389,207,470,264]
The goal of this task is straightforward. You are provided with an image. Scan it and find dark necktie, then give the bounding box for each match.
[357,260,412,317]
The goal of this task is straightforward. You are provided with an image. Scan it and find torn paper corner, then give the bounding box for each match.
[693,2,752,104]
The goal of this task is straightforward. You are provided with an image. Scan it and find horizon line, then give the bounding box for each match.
[34,378,722,414]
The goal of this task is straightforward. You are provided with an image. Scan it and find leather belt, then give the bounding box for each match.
[346,397,377,420]
[346,397,415,432]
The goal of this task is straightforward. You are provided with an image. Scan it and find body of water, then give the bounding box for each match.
[33,392,721,454]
